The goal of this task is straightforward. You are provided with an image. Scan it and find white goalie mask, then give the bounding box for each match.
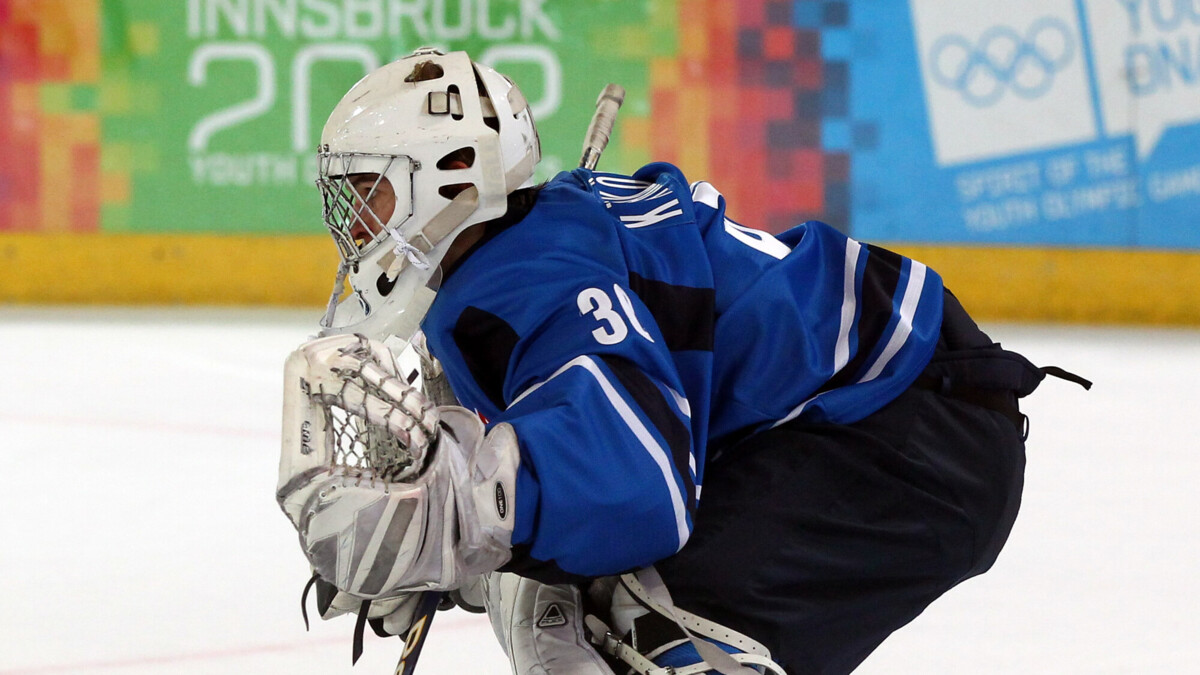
[316,48,541,347]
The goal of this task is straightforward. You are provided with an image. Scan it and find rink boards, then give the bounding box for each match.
[2,233,1198,325]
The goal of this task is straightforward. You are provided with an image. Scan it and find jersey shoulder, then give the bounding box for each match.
[563,163,699,231]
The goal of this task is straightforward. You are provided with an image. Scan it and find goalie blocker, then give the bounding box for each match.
[276,333,519,598]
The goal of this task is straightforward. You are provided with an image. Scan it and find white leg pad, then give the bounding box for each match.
[483,572,617,675]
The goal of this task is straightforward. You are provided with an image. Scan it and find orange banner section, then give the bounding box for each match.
[0,233,336,305]
[889,244,1200,326]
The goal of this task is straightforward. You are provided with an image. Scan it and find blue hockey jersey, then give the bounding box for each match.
[422,162,944,581]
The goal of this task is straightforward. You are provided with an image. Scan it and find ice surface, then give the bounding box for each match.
[0,308,1195,674]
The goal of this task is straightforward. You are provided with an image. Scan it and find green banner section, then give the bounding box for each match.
[102,0,674,233]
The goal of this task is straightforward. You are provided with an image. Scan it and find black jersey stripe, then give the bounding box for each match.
[627,272,715,352]
[452,306,520,411]
[817,243,904,393]
[599,354,697,514]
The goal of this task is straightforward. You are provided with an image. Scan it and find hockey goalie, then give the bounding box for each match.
[277,48,1083,674]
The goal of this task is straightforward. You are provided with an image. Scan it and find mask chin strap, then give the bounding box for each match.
[383,186,482,280]
[387,228,431,271]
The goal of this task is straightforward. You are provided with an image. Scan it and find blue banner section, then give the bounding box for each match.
[849,0,1200,248]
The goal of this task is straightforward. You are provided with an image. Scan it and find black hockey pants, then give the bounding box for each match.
[656,291,1055,675]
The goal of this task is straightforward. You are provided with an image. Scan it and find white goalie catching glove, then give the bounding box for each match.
[277,333,519,598]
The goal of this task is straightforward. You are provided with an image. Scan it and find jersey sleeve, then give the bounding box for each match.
[500,343,697,580]
[423,179,699,582]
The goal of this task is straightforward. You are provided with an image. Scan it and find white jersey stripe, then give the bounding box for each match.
[860,261,927,383]
[770,397,810,429]
[772,256,928,428]
[666,385,692,419]
[599,183,667,203]
[834,239,862,373]
[511,355,691,549]
[772,239,862,429]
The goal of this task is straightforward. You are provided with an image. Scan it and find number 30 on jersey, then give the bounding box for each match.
[577,285,656,346]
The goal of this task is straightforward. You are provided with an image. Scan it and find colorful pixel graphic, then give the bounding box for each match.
[0,0,849,235]
[0,0,104,232]
[646,0,851,232]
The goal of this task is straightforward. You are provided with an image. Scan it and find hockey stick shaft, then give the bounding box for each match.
[579,84,626,170]
[393,591,444,675]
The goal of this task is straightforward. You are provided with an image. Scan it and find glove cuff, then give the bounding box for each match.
[439,407,519,577]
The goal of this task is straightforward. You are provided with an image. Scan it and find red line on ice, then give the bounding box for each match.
[0,616,484,673]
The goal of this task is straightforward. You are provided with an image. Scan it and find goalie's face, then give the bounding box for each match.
[317,152,417,263]
[347,173,395,248]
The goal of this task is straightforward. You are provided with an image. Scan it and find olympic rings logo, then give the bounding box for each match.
[928,17,1076,107]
